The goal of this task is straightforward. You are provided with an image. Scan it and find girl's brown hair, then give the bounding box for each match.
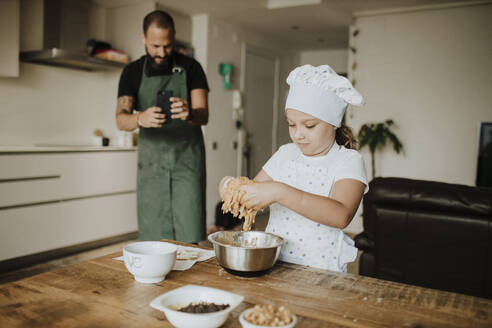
[336,123,358,150]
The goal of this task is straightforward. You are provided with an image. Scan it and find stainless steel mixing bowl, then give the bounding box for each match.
[208,231,284,273]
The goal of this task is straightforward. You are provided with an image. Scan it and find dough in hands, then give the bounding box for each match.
[221,176,258,231]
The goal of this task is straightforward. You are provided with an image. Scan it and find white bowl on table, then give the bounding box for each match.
[123,241,177,284]
[150,284,244,328]
[239,308,297,328]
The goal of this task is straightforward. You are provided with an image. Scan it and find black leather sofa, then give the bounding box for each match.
[355,177,492,298]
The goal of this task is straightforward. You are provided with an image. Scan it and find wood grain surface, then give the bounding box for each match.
[0,240,491,327]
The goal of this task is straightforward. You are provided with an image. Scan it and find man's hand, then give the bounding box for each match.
[139,106,166,128]
[170,97,191,121]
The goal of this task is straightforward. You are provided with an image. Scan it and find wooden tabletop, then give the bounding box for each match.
[0,241,491,328]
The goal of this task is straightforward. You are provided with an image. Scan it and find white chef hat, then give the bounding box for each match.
[285,64,364,127]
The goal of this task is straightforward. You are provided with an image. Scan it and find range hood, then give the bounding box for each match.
[20,0,125,72]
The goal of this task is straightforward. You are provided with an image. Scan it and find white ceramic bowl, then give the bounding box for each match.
[123,241,177,283]
[239,308,297,328]
[150,285,244,328]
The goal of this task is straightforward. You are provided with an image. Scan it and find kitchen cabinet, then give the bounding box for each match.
[0,148,138,263]
[0,0,20,77]
[0,151,137,208]
[0,193,136,262]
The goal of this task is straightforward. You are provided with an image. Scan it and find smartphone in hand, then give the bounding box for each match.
[156,90,173,124]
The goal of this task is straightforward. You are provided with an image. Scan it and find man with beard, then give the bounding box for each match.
[116,10,209,243]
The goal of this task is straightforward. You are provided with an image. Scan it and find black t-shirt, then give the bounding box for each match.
[117,52,209,109]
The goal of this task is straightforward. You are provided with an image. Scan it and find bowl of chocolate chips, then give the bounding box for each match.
[150,284,244,328]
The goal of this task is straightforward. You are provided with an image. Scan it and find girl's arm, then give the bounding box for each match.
[240,179,365,229]
[253,169,273,182]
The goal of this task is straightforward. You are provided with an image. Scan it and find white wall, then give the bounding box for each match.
[278,52,301,146]
[20,0,43,51]
[157,4,192,45]
[343,3,492,233]
[105,1,156,61]
[0,64,121,146]
[0,0,20,77]
[299,49,348,73]
[348,3,492,185]
[191,14,209,72]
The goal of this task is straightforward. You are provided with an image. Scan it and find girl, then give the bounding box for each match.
[220,64,368,272]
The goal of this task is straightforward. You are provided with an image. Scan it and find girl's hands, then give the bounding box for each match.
[239,181,279,211]
[219,176,233,199]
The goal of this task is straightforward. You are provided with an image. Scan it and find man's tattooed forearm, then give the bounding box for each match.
[117,96,135,114]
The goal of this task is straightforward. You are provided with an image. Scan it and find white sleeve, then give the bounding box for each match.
[333,151,369,194]
[262,145,288,181]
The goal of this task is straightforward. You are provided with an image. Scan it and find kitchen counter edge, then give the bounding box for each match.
[0,146,137,153]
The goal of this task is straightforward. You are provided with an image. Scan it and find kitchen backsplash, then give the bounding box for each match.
[0,63,122,146]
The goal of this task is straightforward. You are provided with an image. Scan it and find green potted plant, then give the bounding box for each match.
[358,119,404,179]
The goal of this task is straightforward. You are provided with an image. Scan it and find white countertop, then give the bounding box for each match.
[0,145,137,153]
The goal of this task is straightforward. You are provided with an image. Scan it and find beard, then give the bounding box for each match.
[145,49,173,71]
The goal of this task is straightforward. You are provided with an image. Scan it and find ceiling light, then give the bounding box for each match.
[266,0,322,10]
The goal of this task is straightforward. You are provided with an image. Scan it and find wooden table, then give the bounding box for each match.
[1,241,491,328]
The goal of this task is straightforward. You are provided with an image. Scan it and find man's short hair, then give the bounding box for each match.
[143,10,175,37]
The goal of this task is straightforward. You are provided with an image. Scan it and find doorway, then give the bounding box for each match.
[240,43,279,178]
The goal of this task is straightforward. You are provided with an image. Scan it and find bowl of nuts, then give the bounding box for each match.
[150,284,244,328]
[239,304,297,328]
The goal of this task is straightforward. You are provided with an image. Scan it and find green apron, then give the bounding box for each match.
[136,57,206,243]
